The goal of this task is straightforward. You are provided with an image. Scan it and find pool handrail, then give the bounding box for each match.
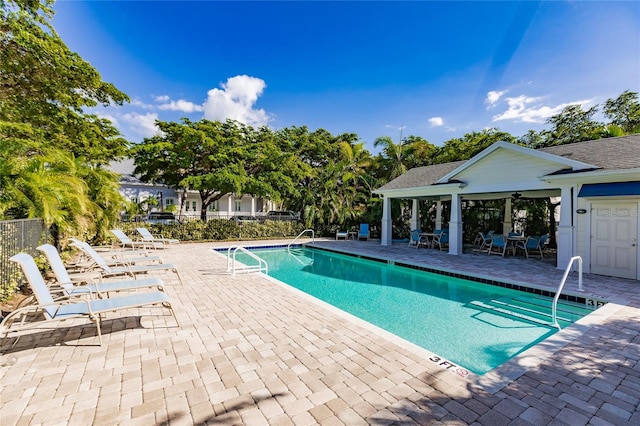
[226,246,268,275]
[551,256,583,329]
[287,229,315,249]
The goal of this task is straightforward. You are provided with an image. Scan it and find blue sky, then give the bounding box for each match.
[53,1,640,152]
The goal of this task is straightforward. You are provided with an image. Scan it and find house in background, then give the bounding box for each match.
[111,160,274,220]
[375,135,640,281]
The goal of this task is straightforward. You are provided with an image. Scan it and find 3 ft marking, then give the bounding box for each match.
[429,355,469,377]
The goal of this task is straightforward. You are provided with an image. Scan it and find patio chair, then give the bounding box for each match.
[518,234,548,259]
[409,229,421,247]
[111,229,164,251]
[473,232,492,251]
[37,244,166,298]
[487,234,508,256]
[335,229,348,240]
[410,229,430,248]
[433,229,449,251]
[136,227,180,246]
[358,224,370,241]
[4,253,178,347]
[70,240,184,285]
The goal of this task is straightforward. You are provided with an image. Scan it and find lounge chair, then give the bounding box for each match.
[70,240,184,285]
[69,235,162,268]
[136,227,180,246]
[487,234,507,256]
[68,236,163,269]
[335,230,348,240]
[37,244,166,297]
[111,229,164,251]
[358,224,370,241]
[3,253,178,347]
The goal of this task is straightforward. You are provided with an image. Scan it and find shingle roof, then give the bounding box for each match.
[376,134,640,192]
[539,134,640,170]
[376,161,465,191]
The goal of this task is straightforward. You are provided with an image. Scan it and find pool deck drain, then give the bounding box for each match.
[1,239,639,425]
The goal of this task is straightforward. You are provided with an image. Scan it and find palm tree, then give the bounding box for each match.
[1,149,91,242]
[373,136,414,181]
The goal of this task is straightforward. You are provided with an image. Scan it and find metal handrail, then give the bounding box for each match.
[226,246,268,275]
[287,229,315,249]
[287,247,315,266]
[551,256,583,329]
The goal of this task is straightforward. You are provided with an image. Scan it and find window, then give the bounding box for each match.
[208,201,218,212]
[234,200,242,212]
[191,201,197,212]
[165,198,175,207]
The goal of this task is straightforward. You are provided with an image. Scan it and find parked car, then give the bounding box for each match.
[146,212,178,225]
[264,210,299,221]
[229,215,259,224]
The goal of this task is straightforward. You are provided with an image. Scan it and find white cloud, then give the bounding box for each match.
[492,95,593,123]
[158,99,204,113]
[203,75,270,127]
[94,112,119,128]
[428,117,444,127]
[122,112,161,138]
[130,98,154,109]
[485,90,507,108]
[154,95,170,102]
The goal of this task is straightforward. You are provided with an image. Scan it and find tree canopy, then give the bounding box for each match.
[0,0,130,242]
[2,0,639,240]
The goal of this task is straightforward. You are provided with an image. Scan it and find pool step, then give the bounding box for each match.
[510,295,595,319]
[287,248,314,266]
[468,296,590,328]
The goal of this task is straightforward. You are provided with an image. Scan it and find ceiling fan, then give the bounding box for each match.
[511,192,522,200]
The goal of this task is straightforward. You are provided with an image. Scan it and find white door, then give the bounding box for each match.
[590,203,638,279]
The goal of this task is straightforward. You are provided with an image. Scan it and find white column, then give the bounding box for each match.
[227,194,233,216]
[503,197,512,234]
[250,196,256,216]
[557,186,574,270]
[435,200,442,230]
[381,196,393,246]
[448,194,463,255]
[411,199,420,231]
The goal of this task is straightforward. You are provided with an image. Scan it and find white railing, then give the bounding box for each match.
[287,247,315,266]
[551,256,583,329]
[287,229,315,249]
[226,246,268,275]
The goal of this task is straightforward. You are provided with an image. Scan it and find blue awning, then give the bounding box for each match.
[578,181,640,197]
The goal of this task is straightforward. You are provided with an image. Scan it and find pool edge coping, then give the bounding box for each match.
[210,242,614,394]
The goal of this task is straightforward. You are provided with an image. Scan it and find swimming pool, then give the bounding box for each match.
[226,246,592,375]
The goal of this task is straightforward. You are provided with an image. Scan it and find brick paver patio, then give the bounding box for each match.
[1,239,639,425]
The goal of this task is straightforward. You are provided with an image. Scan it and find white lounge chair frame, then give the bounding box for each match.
[111,229,164,251]
[3,253,178,347]
[71,241,184,285]
[37,244,166,298]
[136,227,180,246]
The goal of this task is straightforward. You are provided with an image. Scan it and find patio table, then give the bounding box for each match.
[419,232,438,249]
[506,235,526,256]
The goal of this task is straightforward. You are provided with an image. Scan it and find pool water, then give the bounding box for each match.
[229,246,589,375]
